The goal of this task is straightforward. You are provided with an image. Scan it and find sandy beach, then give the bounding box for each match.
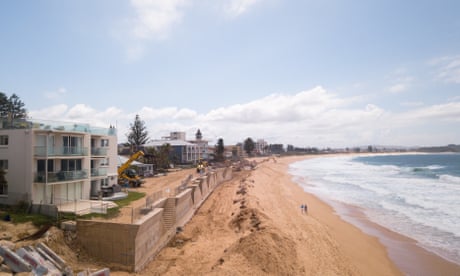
[107,155,460,275]
[3,154,454,275]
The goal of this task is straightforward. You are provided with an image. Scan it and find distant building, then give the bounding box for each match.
[188,129,209,161]
[0,119,118,206]
[142,139,200,164]
[255,139,268,155]
[162,131,186,141]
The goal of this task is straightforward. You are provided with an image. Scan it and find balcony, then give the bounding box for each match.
[35,170,88,183]
[91,168,107,177]
[35,146,89,157]
[91,147,108,156]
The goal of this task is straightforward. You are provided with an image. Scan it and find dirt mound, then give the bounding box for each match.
[229,207,266,233]
[213,228,302,275]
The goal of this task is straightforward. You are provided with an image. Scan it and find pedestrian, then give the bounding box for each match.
[304,203,308,214]
[300,204,304,214]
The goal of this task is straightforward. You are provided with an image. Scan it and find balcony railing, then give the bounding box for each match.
[91,147,108,156]
[34,146,89,157]
[35,170,88,183]
[91,168,107,177]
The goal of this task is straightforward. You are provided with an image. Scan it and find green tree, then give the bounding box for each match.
[0,92,8,117]
[0,92,27,124]
[243,137,255,156]
[145,143,171,171]
[126,114,149,152]
[7,94,27,120]
[157,143,171,170]
[215,138,225,162]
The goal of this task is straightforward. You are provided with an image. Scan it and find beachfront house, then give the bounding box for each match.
[141,130,209,165]
[142,139,200,165]
[0,119,118,207]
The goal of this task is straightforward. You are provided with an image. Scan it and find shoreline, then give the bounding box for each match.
[286,154,460,275]
[123,154,459,275]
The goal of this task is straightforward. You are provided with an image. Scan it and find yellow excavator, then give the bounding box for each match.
[118,150,145,187]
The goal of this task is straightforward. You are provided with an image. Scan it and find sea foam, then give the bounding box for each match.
[289,154,460,265]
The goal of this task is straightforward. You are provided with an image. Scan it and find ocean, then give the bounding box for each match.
[289,153,460,266]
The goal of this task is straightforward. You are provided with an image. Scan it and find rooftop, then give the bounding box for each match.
[0,118,117,136]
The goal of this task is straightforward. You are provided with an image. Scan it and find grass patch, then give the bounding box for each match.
[114,191,146,208]
[77,191,146,220]
[0,209,54,227]
[10,213,53,226]
[0,191,147,224]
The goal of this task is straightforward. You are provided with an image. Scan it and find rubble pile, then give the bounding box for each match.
[0,242,109,276]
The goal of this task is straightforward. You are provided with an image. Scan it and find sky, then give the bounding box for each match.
[1,0,460,148]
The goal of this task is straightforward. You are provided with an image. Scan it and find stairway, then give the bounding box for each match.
[162,198,176,231]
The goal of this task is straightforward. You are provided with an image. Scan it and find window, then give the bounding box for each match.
[61,159,82,171]
[37,159,54,173]
[101,139,109,147]
[0,161,7,195]
[0,160,8,170]
[100,158,109,166]
[0,135,8,146]
[63,135,82,154]
[0,174,6,195]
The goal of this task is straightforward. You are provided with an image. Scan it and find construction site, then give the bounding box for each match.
[0,152,243,275]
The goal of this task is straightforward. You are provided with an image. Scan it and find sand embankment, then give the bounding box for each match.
[131,156,400,275]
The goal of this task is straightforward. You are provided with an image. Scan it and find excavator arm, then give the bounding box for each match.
[118,150,144,177]
[118,150,145,187]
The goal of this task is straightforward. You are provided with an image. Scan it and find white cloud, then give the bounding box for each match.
[67,104,97,119]
[402,102,460,122]
[117,0,189,61]
[29,104,69,119]
[130,0,188,40]
[28,87,460,147]
[135,106,197,120]
[44,87,67,99]
[385,68,413,93]
[430,55,460,83]
[400,101,424,107]
[204,86,347,123]
[173,108,198,120]
[388,83,407,93]
[226,0,261,16]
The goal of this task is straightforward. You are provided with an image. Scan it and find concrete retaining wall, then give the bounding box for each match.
[174,189,194,227]
[76,221,138,271]
[190,184,202,206]
[134,208,169,271]
[200,176,210,198]
[77,167,233,272]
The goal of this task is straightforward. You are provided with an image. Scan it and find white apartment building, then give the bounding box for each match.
[255,139,268,155]
[141,130,209,164]
[0,119,118,206]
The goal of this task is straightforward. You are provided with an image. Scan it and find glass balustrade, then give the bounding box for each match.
[35,169,89,183]
[90,168,107,177]
[90,147,108,156]
[34,146,89,156]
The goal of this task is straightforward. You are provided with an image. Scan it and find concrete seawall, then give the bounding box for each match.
[77,167,233,272]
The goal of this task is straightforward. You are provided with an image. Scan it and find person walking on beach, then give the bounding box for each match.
[304,203,308,214]
[300,204,305,214]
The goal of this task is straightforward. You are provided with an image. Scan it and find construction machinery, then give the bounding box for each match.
[118,150,145,187]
